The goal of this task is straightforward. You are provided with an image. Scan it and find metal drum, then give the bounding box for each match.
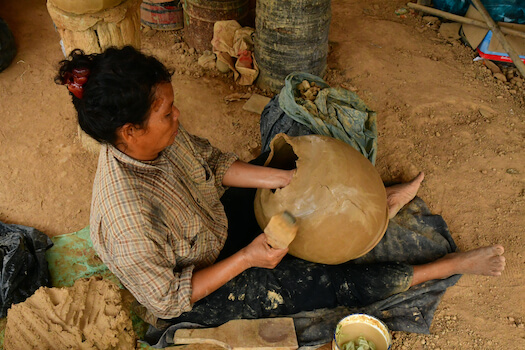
[182,0,250,51]
[254,0,331,92]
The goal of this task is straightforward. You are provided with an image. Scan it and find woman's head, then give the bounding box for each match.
[56,46,172,145]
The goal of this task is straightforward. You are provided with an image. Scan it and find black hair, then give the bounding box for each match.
[55,46,172,144]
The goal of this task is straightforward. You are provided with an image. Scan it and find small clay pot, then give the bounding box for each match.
[254,133,388,264]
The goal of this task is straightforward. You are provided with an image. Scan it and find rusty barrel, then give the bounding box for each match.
[141,1,184,30]
[254,0,331,92]
[182,0,250,51]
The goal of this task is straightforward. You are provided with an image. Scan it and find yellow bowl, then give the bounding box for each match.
[332,314,392,350]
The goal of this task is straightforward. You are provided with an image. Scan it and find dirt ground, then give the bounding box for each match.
[0,0,524,349]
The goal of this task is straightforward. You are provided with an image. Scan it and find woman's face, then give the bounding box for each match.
[130,82,180,160]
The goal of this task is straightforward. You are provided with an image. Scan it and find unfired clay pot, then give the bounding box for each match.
[254,133,388,265]
[48,0,125,14]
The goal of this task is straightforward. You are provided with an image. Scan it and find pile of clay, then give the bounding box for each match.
[295,80,325,117]
[4,277,136,349]
[297,80,321,101]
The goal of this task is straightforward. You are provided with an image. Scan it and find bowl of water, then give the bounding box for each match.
[332,314,392,350]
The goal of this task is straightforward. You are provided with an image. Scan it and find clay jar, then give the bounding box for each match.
[47,0,125,14]
[254,133,388,265]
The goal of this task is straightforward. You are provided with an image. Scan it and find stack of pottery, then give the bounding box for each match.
[46,0,141,55]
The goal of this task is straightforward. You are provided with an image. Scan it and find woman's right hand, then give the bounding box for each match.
[241,233,288,269]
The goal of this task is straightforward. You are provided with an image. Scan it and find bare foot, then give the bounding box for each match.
[386,172,425,219]
[446,245,506,276]
[411,245,505,286]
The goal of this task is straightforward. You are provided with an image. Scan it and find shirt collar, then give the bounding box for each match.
[106,143,170,173]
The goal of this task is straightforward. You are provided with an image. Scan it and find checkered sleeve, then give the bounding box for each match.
[110,231,195,319]
[187,133,239,190]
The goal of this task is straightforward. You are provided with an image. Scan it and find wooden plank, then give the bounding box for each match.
[173,318,299,350]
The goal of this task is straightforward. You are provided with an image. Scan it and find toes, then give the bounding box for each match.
[490,256,505,268]
[491,258,505,275]
[492,245,505,256]
[410,172,425,185]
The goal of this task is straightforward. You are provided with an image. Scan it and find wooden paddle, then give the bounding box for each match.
[169,318,298,350]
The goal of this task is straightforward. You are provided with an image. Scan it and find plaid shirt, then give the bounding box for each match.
[90,126,238,320]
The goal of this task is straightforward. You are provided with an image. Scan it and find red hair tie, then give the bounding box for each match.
[63,68,90,99]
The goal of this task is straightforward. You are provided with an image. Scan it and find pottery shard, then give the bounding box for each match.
[254,134,388,265]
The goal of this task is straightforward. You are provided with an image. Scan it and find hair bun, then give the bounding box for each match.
[62,68,90,99]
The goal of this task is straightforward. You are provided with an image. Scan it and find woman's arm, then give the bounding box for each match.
[190,233,288,302]
[222,160,295,189]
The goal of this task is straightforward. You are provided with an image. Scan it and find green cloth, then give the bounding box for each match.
[278,72,378,164]
[45,226,120,288]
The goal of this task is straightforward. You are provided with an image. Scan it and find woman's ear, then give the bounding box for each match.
[117,123,136,145]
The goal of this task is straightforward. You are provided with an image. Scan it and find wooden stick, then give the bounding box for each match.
[407,3,525,40]
[470,0,525,79]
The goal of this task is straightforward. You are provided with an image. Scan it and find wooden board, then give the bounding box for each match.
[173,318,298,350]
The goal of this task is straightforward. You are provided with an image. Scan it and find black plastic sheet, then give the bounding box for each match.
[0,18,16,73]
[0,222,53,317]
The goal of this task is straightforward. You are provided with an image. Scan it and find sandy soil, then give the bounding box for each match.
[0,0,524,349]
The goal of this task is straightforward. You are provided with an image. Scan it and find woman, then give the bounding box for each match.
[57,46,505,332]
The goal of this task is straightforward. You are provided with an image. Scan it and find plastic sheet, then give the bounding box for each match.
[0,222,53,317]
[0,18,16,72]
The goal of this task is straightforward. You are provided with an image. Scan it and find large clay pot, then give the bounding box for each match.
[254,133,388,265]
[48,0,125,14]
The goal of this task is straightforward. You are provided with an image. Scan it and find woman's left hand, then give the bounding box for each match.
[222,161,296,189]
[275,169,295,189]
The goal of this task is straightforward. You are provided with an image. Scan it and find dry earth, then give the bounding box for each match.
[0,0,524,349]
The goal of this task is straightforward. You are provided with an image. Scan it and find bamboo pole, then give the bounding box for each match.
[469,0,525,79]
[407,3,525,40]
